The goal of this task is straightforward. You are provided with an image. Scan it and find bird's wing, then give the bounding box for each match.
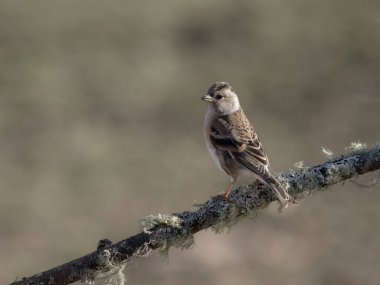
[209,115,247,152]
[209,110,270,176]
[234,138,270,177]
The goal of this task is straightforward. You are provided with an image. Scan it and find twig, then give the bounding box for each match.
[11,144,380,285]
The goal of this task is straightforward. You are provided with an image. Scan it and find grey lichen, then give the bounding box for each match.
[208,187,263,233]
[208,202,241,234]
[285,141,367,199]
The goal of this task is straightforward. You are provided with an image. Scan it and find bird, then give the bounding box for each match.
[201,81,294,205]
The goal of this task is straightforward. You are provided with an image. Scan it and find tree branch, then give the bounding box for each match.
[11,143,380,285]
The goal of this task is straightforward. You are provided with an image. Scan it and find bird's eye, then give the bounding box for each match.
[215,95,223,100]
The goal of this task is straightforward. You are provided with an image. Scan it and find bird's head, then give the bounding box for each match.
[201,82,240,115]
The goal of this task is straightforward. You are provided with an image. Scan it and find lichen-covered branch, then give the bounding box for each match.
[11,143,380,285]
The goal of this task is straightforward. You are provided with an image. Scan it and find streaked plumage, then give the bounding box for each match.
[202,82,294,205]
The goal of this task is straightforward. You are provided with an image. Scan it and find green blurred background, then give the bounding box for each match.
[1,1,380,284]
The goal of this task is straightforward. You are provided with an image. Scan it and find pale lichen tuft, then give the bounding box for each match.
[322,147,334,159]
[140,213,195,258]
[293,161,306,169]
[84,249,127,285]
[140,214,181,233]
[344,141,367,155]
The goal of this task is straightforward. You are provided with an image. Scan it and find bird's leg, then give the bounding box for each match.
[223,184,233,199]
[223,178,236,199]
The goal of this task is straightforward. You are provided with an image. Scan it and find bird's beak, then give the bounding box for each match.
[201,94,214,102]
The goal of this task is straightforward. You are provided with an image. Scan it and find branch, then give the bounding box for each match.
[11,143,380,285]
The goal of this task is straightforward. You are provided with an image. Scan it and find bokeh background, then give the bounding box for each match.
[1,1,380,284]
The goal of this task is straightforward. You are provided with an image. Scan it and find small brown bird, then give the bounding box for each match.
[202,82,294,205]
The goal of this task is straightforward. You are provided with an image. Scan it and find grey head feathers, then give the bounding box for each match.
[207,82,233,97]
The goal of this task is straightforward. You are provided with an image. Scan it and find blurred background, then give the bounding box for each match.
[1,0,380,284]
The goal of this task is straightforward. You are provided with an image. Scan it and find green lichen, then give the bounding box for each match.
[140,214,182,233]
[140,213,195,257]
[84,249,127,285]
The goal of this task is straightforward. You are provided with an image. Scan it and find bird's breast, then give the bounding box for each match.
[204,108,223,171]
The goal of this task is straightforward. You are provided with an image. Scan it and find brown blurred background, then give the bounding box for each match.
[1,1,380,284]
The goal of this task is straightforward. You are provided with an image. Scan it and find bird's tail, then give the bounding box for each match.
[262,174,296,206]
[267,181,296,206]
